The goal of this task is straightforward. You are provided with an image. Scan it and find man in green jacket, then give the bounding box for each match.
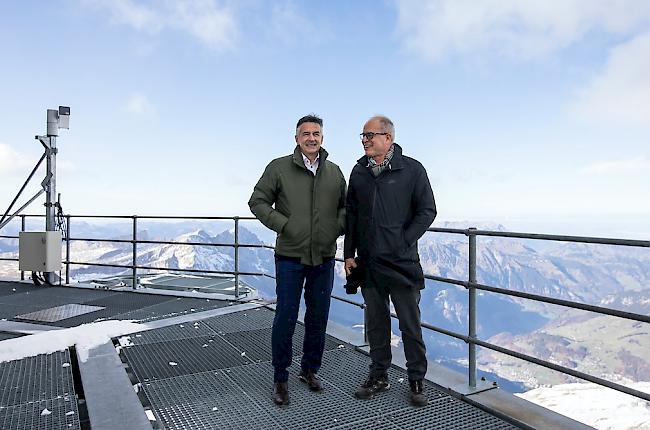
[249,114,346,406]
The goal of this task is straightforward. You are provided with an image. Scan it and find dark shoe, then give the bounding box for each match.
[298,369,323,392]
[409,379,427,407]
[354,375,390,399]
[273,382,289,406]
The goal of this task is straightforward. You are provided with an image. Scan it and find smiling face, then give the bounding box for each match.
[295,121,323,161]
[361,118,393,163]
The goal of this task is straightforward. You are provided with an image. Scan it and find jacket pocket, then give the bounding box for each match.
[318,219,341,253]
[376,223,407,255]
[278,216,309,252]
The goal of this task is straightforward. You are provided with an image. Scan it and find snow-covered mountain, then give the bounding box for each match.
[517,382,650,430]
[2,221,648,393]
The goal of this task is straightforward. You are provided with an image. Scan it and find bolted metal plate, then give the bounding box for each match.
[15,304,105,322]
[0,304,44,321]
[0,350,76,407]
[0,397,81,430]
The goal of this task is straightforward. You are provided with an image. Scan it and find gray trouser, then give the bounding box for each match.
[361,277,427,381]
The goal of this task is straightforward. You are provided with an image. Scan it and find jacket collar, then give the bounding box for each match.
[293,145,328,169]
[356,142,405,170]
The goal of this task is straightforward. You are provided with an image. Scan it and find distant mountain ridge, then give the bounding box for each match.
[2,222,648,391]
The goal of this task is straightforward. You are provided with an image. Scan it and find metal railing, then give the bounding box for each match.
[1,215,649,402]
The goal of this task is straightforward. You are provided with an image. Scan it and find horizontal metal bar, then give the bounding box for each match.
[331,294,366,309]
[473,281,650,324]
[415,316,650,402]
[0,257,18,262]
[421,321,469,342]
[425,273,468,287]
[474,337,650,402]
[64,215,257,220]
[427,227,650,248]
[66,260,266,277]
[475,229,649,247]
[426,227,469,235]
[66,237,269,249]
[67,237,237,247]
[0,235,18,239]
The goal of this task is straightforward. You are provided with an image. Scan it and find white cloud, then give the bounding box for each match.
[170,0,236,51]
[125,93,154,116]
[580,156,650,174]
[395,0,650,62]
[101,0,162,32]
[269,2,310,44]
[84,0,236,51]
[0,143,35,175]
[570,33,650,126]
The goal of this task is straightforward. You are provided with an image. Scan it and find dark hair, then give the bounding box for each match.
[296,114,323,129]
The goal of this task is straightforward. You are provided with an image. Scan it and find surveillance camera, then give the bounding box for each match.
[58,106,70,130]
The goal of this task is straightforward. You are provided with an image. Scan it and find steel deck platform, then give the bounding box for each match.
[0,281,593,430]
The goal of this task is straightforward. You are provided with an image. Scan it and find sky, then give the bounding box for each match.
[1,0,649,238]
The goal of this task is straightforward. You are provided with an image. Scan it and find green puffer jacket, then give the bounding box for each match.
[248,146,346,266]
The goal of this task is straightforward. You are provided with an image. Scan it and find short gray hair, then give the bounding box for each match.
[370,115,395,142]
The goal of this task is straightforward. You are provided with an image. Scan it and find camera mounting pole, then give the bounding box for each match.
[35,106,70,283]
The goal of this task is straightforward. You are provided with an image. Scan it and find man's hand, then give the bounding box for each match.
[344,258,357,276]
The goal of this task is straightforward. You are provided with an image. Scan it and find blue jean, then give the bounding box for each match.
[272,256,335,383]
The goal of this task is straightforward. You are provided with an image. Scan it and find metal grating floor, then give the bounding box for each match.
[0,287,119,308]
[0,398,81,430]
[122,308,521,430]
[112,296,232,323]
[121,335,251,381]
[0,350,81,430]
[0,282,526,429]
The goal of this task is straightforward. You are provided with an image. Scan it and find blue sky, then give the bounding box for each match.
[1,1,649,237]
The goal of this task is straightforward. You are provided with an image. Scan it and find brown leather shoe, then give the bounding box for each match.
[298,369,323,392]
[273,382,289,406]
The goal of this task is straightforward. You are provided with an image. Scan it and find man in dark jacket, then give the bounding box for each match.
[249,114,346,406]
[344,115,436,407]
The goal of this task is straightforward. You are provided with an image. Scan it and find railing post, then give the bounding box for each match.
[234,216,240,298]
[65,214,71,284]
[132,215,137,290]
[468,227,477,388]
[20,215,26,281]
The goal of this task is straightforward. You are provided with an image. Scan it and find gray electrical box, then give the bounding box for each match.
[19,231,62,272]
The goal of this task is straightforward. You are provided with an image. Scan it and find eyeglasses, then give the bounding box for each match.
[359,132,388,141]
